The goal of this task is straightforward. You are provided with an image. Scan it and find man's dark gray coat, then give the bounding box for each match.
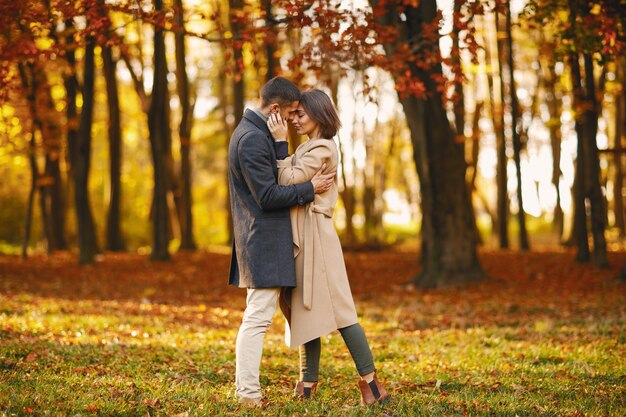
[228,109,314,288]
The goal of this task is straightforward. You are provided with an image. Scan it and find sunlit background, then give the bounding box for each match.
[0,0,621,252]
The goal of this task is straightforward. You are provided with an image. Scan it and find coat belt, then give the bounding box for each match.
[301,203,334,310]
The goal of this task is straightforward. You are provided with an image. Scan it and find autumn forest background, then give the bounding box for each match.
[1,0,625,415]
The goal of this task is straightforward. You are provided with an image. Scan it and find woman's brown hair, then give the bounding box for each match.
[300,89,341,139]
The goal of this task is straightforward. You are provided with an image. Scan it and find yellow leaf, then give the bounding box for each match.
[590,4,601,15]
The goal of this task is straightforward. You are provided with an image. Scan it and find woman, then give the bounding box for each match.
[267,89,390,405]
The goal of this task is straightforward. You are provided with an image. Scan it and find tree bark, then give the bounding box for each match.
[452,0,465,138]
[614,60,625,236]
[492,10,509,249]
[373,0,483,287]
[18,63,40,259]
[174,0,197,251]
[582,54,608,267]
[75,37,99,264]
[148,0,171,261]
[39,84,66,252]
[44,151,66,251]
[567,0,608,267]
[263,0,278,82]
[64,19,80,179]
[218,56,233,245]
[570,53,590,261]
[468,102,485,245]
[505,1,529,250]
[102,45,126,251]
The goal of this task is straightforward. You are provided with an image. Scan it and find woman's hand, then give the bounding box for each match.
[267,112,289,142]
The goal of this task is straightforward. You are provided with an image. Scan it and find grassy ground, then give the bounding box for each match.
[0,248,625,416]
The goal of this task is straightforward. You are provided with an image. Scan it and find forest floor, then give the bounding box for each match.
[0,247,625,416]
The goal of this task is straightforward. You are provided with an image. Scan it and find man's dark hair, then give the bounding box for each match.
[300,89,342,138]
[261,77,301,107]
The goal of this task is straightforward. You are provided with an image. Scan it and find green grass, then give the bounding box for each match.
[1,248,625,416]
[1,293,624,416]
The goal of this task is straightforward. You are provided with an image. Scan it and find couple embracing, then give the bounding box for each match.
[227,77,390,408]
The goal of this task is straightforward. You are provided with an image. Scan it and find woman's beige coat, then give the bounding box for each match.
[277,138,358,349]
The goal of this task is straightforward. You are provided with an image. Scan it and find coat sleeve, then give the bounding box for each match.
[277,140,335,186]
[238,132,314,210]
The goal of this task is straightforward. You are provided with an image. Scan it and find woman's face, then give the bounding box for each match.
[292,104,320,138]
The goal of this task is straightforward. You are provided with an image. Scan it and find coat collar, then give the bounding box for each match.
[243,108,271,137]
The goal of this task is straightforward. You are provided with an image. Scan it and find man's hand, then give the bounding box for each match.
[311,164,336,194]
[267,112,289,142]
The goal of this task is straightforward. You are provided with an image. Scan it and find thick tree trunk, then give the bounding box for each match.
[148,0,171,261]
[568,0,608,267]
[102,45,125,251]
[505,2,529,251]
[174,0,197,251]
[376,0,483,287]
[75,37,99,264]
[401,89,482,287]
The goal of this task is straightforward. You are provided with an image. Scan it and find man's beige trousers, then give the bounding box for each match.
[235,288,280,399]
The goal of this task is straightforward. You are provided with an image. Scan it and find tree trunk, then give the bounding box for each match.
[148,0,171,261]
[505,1,529,250]
[102,45,125,251]
[18,63,40,259]
[40,83,66,252]
[582,54,608,267]
[225,0,245,247]
[375,0,483,287]
[64,19,79,180]
[468,102,485,245]
[330,78,356,246]
[545,60,564,239]
[75,37,99,264]
[570,53,590,260]
[614,61,625,236]
[218,56,233,245]
[44,154,66,251]
[338,150,356,246]
[493,10,509,249]
[363,98,379,246]
[263,0,278,81]
[175,0,197,251]
[229,0,245,129]
[452,0,465,138]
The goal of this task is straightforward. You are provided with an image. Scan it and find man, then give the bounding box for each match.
[227,77,335,407]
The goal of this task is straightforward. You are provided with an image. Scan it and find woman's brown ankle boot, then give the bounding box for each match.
[358,373,390,405]
[294,381,318,399]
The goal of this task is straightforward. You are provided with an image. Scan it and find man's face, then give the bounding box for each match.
[271,101,300,123]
